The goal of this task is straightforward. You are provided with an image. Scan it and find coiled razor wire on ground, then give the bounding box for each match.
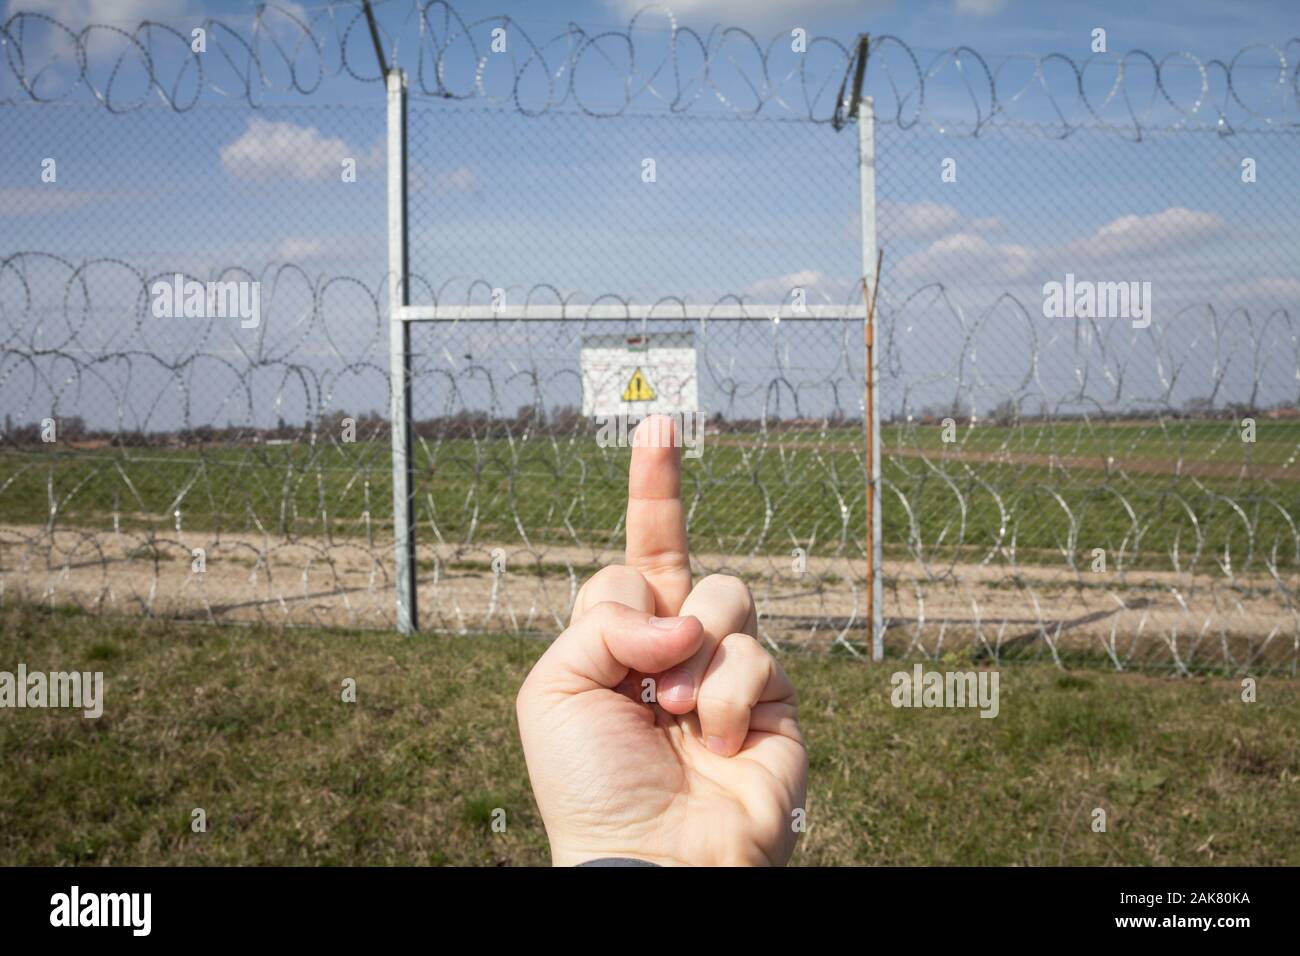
[2,3,1299,675]
[3,252,1298,674]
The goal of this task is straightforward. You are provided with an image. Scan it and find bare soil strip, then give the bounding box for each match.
[1,523,1294,669]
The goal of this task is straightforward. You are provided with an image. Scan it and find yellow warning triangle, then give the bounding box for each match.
[621,367,656,402]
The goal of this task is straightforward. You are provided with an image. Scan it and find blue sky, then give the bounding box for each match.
[2,0,1298,429]
[8,0,1298,108]
[58,0,1296,56]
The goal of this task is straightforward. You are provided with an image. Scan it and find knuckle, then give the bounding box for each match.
[697,692,750,718]
[722,631,764,656]
[720,632,769,669]
[587,564,643,588]
[637,551,692,577]
[699,573,752,606]
[587,599,626,620]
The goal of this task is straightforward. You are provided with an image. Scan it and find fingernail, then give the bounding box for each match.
[657,669,694,703]
[706,736,729,755]
[649,616,685,630]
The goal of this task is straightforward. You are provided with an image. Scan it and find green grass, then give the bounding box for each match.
[3,419,1299,570]
[1,601,1296,865]
[890,418,1300,465]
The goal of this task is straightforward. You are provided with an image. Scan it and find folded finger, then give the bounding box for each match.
[521,601,703,700]
[655,573,756,715]
[571,564,655,623]
[746,701,802,742]
[695,632,794,757]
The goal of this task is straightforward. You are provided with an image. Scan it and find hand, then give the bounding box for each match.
[516,416,808,866]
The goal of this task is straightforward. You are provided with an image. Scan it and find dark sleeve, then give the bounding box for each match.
[576,858,661,867]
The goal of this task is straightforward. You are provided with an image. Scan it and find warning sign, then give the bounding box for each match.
[580,332,697,417]
[621,367,656,402]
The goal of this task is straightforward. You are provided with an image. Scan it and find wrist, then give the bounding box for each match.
[550,842,690,867]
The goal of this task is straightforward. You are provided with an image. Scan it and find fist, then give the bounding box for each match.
[516,417,807,866]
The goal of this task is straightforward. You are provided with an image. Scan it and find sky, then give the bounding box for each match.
[15,0,1298,55]
[1,0,1298,430]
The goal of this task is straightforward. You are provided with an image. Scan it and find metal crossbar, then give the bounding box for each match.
[385,64,884,646]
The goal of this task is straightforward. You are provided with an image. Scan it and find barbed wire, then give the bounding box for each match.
[4,3,1300,674]
[2,2,1298,134]
[2,252,1297,673]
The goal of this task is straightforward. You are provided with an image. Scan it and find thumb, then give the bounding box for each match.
[523,602,703,697]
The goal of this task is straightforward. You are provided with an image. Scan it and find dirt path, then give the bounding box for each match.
[1,523,1295,670]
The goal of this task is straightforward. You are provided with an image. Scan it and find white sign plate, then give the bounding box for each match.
[580,332,698,417]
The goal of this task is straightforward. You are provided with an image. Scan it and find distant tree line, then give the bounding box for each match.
[1,397,1294,448]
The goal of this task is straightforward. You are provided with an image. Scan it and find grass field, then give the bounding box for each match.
[1,601,1296,866]
[3,419,1299,571]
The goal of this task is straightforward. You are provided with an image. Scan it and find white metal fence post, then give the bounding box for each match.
[857,93,884,662]
[387,68,418,634]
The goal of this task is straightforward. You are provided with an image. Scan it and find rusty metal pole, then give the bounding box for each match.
[857,81,884,661]
[863,245,882,661]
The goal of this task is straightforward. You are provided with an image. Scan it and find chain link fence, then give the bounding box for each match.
[0,97,394,627]
[400,95,866,641]
[2,2,1297,674]
[875,119,1300,674]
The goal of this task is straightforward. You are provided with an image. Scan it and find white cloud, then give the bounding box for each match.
[880,202,1006,242]
[407,163,484,198]
[4,0,201,27]
[602,0,885,28]
[0,188,99,214]
[437,166,482,193]
[954,0,1008,17]
[1058,207,1225,262]
[220,118,380,182]
[1220,276,1300,304]
[272,238,327,262]
[259,1,310,27]
[744,268,853,304]
[890,207,1228,288]
[3,0,309,32]
[894,232,1036,283]
[880,201,961,241]
[3,0,204,68]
